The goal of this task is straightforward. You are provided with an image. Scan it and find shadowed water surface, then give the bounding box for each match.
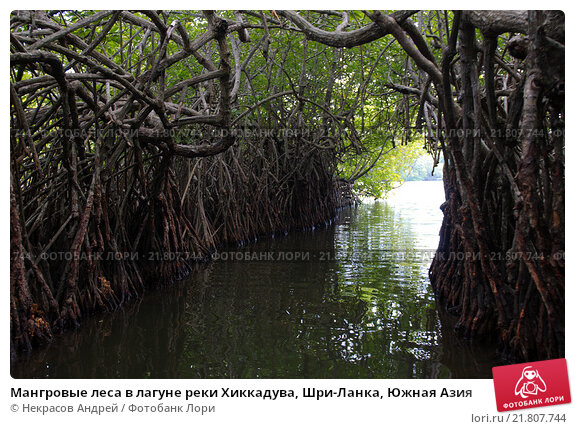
[12,181,501,378]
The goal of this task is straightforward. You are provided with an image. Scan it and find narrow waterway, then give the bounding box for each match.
[11,181,501,378]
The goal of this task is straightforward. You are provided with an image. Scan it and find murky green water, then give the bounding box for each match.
[11,181,501,378]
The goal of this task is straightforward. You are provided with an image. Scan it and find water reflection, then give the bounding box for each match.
[11,181,500,378]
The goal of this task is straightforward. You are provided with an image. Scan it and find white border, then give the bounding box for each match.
[3,3,572,427]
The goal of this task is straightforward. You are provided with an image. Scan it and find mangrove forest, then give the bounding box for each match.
[10,10,564,377]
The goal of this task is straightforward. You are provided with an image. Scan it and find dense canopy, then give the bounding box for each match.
[10,10,564,363]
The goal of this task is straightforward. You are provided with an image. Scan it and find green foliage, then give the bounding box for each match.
[11,9,445,204]
[339,137,426,199]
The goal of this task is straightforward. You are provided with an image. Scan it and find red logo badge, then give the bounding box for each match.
[492,358,571,411]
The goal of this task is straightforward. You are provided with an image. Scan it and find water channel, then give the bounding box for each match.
[11,181,501,378]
